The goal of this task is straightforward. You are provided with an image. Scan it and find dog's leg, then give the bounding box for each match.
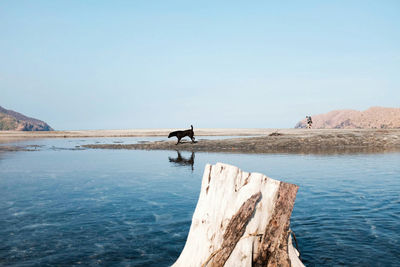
[176,137,181,145]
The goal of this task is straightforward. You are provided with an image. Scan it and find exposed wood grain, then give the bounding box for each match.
[204,192,261,267]
[253,183,299,266]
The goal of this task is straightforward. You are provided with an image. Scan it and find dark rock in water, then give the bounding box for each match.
[269,131,284,136]
[0,105,53,131]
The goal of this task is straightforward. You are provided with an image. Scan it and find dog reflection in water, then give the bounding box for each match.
[168,151,195,171]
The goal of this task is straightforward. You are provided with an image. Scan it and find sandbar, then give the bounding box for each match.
[81,128,400,154]
[1,128,400,154]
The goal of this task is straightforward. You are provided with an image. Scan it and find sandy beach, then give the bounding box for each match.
[2,128,399,154]
[0,128,272,140]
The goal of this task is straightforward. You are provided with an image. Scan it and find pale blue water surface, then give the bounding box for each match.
[0,138,399,266]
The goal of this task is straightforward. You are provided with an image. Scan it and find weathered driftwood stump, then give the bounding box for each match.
[173,163,304,267]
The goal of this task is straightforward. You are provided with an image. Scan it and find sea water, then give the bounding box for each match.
[0,138,399,266]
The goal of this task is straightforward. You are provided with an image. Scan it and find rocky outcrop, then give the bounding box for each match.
[295,107,400,129]
[0,106,53,131]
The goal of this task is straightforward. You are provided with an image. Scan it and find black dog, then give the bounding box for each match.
[168,125,195,145]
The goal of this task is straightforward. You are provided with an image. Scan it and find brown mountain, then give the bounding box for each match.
[295,107,400,129]
[0,106,53,131]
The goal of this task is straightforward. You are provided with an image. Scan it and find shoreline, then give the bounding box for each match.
[1,128,400,154]
[0,128,277,141]
[2,128,399,137]
[81,128,400,154]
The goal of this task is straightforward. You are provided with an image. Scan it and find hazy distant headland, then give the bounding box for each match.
[0,106,53,131]
[295,106,400,129]
[2,105,399,133]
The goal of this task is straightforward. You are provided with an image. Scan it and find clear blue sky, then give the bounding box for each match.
[1,1,399,130]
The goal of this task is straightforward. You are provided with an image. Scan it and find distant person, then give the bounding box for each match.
[306,116,313,129]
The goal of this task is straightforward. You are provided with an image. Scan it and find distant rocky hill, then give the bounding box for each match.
[295,107,400,129]
[0,106,53,131]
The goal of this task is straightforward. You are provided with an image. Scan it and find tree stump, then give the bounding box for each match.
[173,163,304,267]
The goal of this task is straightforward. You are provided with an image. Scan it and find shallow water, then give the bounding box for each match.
[0,139,399,266]
[0,135,252,149]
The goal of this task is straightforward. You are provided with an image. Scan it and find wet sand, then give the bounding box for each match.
[1,128,400,154]
[81,128,400,154]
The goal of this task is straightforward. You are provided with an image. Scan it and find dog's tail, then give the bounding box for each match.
[191,125,193,130]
